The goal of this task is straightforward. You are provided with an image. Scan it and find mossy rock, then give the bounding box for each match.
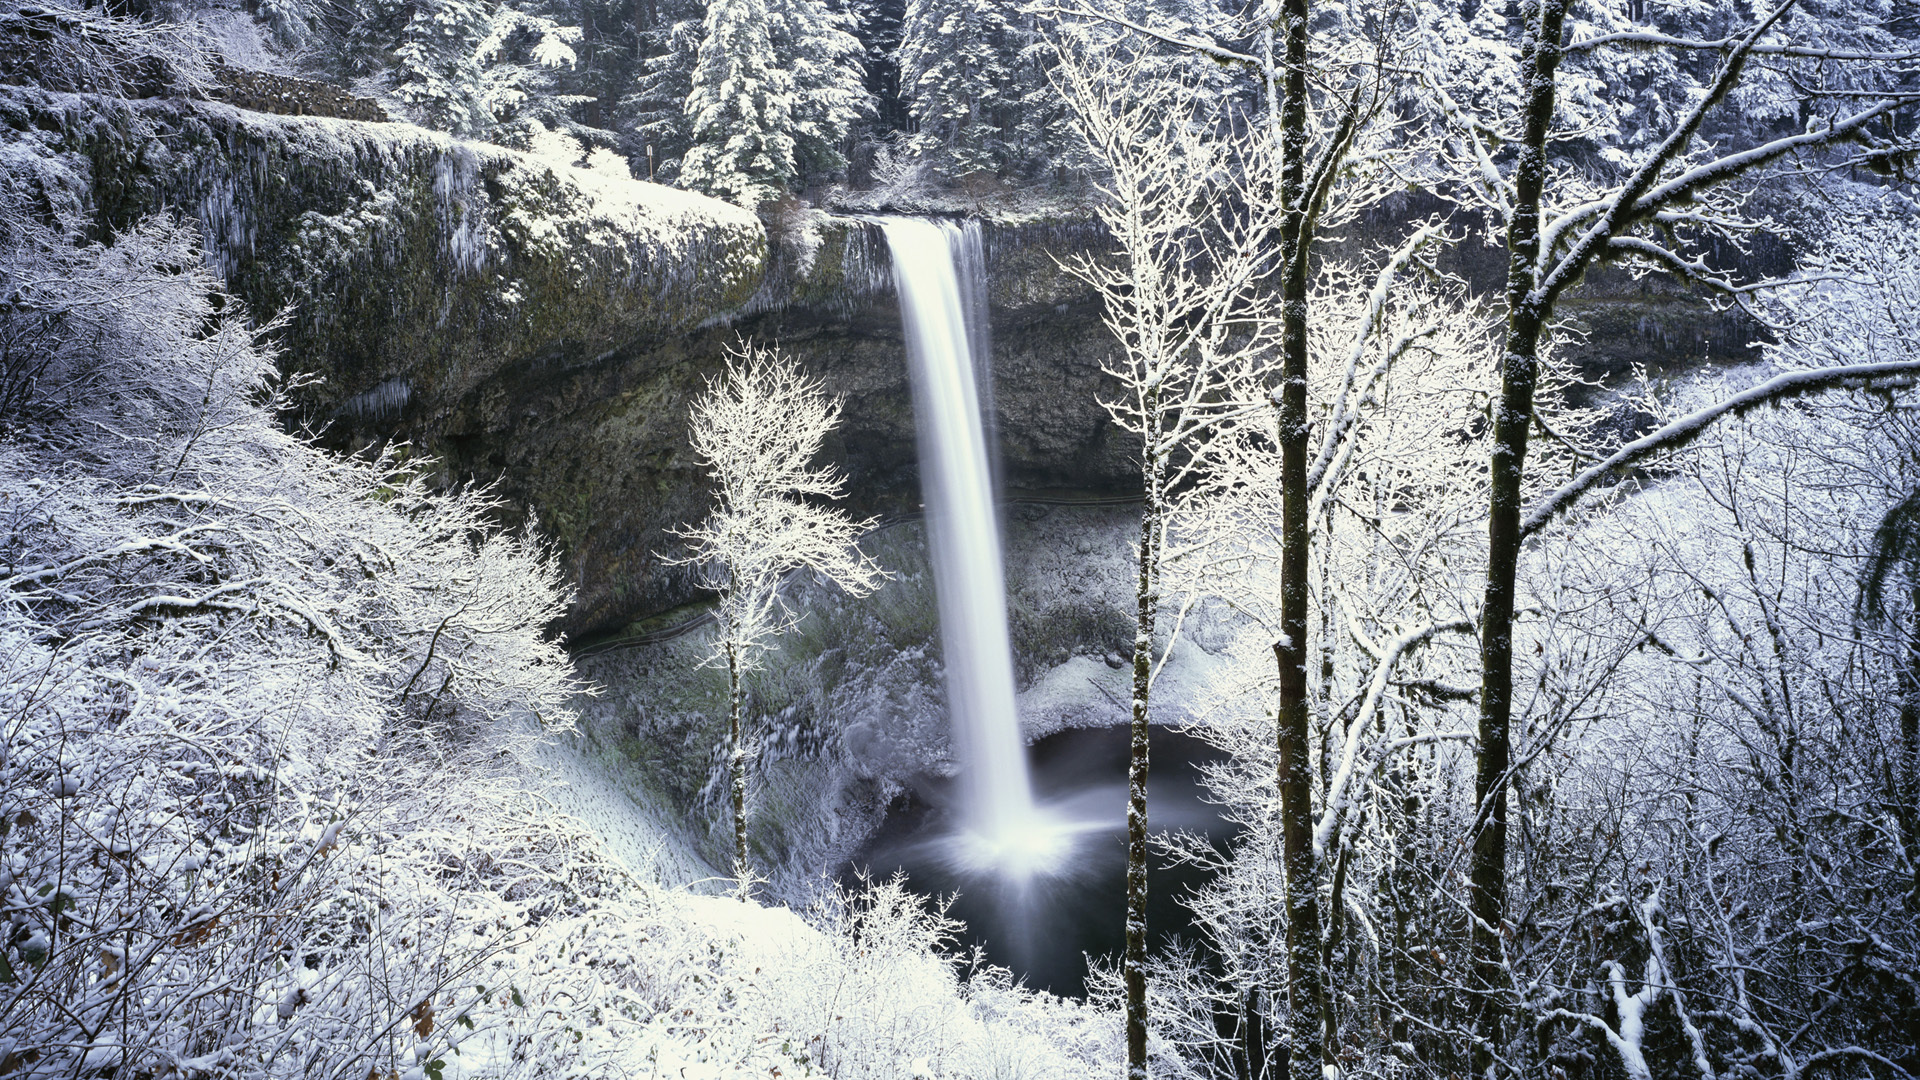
[0,84,767,439]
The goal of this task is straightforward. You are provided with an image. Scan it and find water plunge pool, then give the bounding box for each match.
[843,725,1240,997]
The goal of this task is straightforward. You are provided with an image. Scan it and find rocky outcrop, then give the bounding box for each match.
[206,65,388,123]
[2,86,778,639]
[1,86,765,410]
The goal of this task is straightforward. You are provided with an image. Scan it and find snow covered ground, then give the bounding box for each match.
[464,738,1125,1080]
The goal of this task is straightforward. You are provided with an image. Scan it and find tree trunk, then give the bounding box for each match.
[1126,408,1164,1080]
[1472,0,1570,1071]
[1386,713,1419,1061]
[1900,592,1920,906]
[1271,0,1331,1070]
[728,639,750,895]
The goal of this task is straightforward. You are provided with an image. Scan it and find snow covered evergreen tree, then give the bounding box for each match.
[326,0,581,137]
[850,0,909,133]
[769,0,870,180]
[339,0,495,133]
[679,0,793,206]
[678,0,868,205]
[898,0,1017,178]
[623,0,705,181]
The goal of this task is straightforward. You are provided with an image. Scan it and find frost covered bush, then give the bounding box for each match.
[0,2,214,103]
[465,873,1120,1080]
[0,207,583,1074]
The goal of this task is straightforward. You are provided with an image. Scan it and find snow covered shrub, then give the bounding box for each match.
[400,859,1119,1080]
[1484,221,1920,1080]
[0,208,583,1075]
[792,875,1120,1080]
[0,1,213,102]
[1501,381,1920,1080]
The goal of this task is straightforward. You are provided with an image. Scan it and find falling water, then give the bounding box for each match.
[881,217,1073,876]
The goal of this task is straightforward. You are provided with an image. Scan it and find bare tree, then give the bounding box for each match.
[1051,38,1278,1078]
[669,340,885,892]
[1413,0,1920,1064]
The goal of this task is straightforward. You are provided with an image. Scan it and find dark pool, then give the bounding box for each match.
[842,725,1238,997]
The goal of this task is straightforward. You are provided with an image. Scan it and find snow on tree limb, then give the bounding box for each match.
[1531,0,1799,306]
[1565,29,1918,61]
[1521,360,1920,540]
[1312,618,1474,861]
[1042,1,1260,67]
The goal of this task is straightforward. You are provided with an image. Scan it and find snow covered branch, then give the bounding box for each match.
[1520,359,1920,538]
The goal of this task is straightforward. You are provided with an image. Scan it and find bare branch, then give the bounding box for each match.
[1521,360,1920,538]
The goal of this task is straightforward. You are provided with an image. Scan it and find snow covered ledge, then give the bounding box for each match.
[0,84,767,429]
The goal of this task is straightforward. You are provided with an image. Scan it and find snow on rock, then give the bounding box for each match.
[0,83,767,424]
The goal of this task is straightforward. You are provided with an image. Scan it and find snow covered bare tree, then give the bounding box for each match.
[1416,0,1920,1064]
[1052,37,1280,1078]
[1494,222,1920,1073]
[669,341,884,891]
[0,165,592,1072]
[1158,247,1526,1077]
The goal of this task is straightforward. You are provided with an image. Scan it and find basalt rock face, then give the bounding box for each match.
[1,85,765,423]
[437,216,1136,641]
[0,84,774,640]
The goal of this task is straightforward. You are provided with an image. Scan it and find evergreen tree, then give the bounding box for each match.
[498,0,644,149]
[901,0,1153,182]
[622,0,704,181]
[679,0,869,204]
[851,0,908,133]
[325,0,581,138]
[769,0,870,179]
[898,0,1018,178]
[342,0,498,134]
[679,0,795,206]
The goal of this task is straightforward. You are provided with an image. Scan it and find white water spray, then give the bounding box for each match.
[881,217,1078,877]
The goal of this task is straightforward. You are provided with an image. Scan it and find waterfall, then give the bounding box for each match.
[878,218,1050,870]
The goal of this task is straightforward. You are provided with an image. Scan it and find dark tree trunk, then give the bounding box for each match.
[1473,0,1571,1070]
[1126,399,1164,1080]
[1271,0,1331,1069]
[1901,593,1920,905]
[728,640,750,894]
